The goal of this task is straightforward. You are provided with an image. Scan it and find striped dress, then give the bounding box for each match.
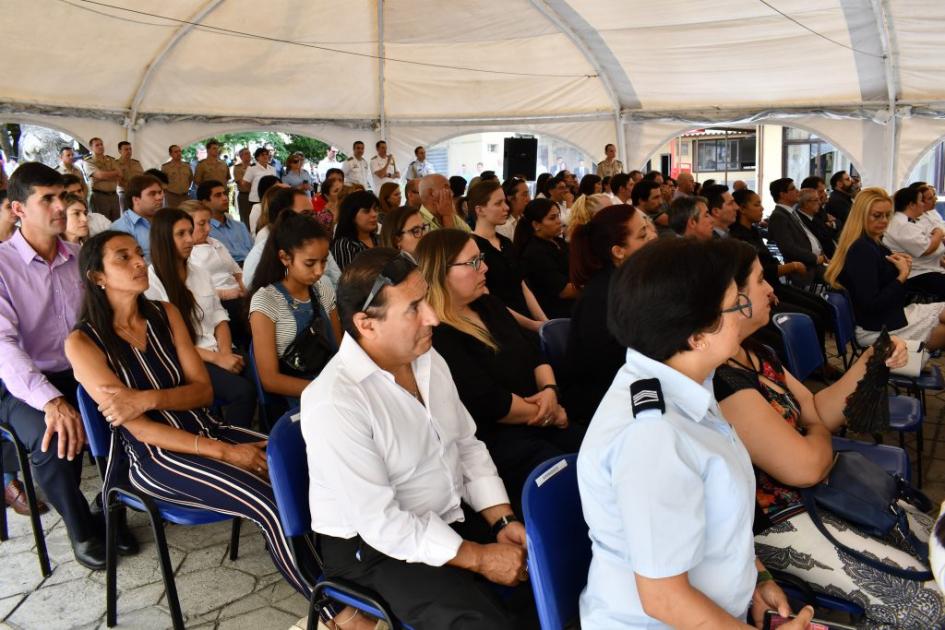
[80,301,309,596]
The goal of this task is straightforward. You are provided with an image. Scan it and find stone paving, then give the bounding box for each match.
[3,354,945,629]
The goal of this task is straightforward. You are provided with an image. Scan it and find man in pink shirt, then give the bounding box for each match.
[0,163,138,569]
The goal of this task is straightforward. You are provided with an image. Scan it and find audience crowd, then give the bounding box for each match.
[3,136,945,629]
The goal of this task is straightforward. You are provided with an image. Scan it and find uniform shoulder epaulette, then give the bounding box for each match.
[629,378,665,416]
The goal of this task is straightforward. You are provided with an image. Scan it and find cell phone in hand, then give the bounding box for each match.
[763,610,856,630]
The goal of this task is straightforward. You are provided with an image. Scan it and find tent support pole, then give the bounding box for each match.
[377,0,387,140]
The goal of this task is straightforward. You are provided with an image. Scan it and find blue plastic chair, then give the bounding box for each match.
[0,423,51,577]
[772,312,926,485]
[247,341,273,430]
[522,454,588,630]
[538,319,570,381]
[267,411,404,630]
[825,291,860,369]
[76,386,242,630]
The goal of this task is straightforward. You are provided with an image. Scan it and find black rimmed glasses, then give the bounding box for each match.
[360,252,417,312]
[721,292,753,319]
[450,252,486,271]
[399,224,430,239]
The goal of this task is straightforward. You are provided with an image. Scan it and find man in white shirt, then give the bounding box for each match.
[369,140,400,193]
[302,249,534,629]
[242,147,277,204]
[404,145,434,180]
[342,140,372,190]
[886,186,945,299]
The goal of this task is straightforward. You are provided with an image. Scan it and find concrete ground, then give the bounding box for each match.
[1,354,944,629]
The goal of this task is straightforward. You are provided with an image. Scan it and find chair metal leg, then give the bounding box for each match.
[916,427,924,488]
[17,447,50,577]
[306,593,318,630]
[105,494,119,627]
[148,511,185,630]
[229,518,241,561]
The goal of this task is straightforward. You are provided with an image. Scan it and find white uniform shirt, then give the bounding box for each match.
[189,238,242,292]
[144,263,229,352]
[243,164,277,203]
[369,155,398,193]
[405,159,434,180]
[578,348,757,628]
[343,157,372,190]
[884,211,945,278]
[302,335,509,566]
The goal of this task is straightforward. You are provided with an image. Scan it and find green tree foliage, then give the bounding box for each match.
[182,132,345,163]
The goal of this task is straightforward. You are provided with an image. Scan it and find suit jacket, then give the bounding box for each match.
[796,210,837,258]
[766,205,818,267]
[825,190,853,228]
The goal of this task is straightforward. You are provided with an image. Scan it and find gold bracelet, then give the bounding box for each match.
[194,434,201,456]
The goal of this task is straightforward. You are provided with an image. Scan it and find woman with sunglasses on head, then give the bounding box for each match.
[144,208,256,429]
[579,238,810,629]
[514,198,579,318]
[282,153,313,194]
[714,241,945,629]
[64,230,311,600]
[468,180,547,333]
[416,229,584,514]
[249,212,339,410]
[826,187,945,349]
[379,205,428,259]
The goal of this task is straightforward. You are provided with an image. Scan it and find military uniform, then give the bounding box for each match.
[161,160,194,209]
[83,154,121,220]
[233,162,251,225]
[57,163,88,196]
[194,157,229,187]
[116,157,144,211]
[595,159,624,179]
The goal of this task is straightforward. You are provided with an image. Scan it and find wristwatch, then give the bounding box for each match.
[491,514,520,538]
[540,384,560,398]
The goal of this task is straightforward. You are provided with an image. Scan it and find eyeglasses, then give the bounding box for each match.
[399,224,430,239]
[720,292,753,319]
[360,252,417,312]
[450,252,486,271]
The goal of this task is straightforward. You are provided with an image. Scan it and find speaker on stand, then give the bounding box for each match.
[503,137,538,181]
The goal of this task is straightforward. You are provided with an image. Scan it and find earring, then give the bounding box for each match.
[284,266,289,278]
[98,283,106,290]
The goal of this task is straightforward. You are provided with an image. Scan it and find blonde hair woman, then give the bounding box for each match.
[415,228,584,512]
[825,187,945,348]
[566,193,614,240]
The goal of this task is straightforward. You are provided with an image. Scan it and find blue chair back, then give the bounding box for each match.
[538,319,570,378]
[267,410,310,538]
[522,454,589,630]
[76,385,112,459]
[825,291,857,354]
[247,341,272,427]
[772,312,823,381]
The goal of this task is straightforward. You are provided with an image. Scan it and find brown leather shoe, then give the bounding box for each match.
[4,479,49,516]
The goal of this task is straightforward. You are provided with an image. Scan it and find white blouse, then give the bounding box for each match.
[189,237,241,293]
[145,263,229,352]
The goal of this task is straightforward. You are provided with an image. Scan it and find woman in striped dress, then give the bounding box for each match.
[64,230,310,597]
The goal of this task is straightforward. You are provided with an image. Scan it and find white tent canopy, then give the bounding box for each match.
[4,0,945,187]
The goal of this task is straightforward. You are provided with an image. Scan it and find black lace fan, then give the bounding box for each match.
[842,328,892,434]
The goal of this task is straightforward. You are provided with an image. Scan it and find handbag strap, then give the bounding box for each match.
[800,489,932,581]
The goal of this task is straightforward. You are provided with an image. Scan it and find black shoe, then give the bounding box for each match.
[115,518,139,556]
[71,534,106,571]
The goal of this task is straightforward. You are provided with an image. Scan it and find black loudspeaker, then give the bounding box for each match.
[503,137,538,181]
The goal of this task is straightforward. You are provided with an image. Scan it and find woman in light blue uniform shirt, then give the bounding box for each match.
[577,238,814,629]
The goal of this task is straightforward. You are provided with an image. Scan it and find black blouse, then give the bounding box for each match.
[431,294,542,436]
[519,236,574,318]
[729,222,781,288]
[839,236,907,332]
[472,233,529,316]
[563,265,624,423]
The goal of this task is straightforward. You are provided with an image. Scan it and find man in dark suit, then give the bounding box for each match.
[796,187,837,258]
[766,177,826,287]
[826,170,855,228]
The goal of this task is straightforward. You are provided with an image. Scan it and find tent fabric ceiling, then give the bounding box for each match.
[3,0,945,186]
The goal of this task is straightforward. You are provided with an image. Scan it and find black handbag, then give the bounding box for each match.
[275,283,337,379]
[800,450,933,580]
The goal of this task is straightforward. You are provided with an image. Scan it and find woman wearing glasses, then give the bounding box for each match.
[282,154,313,193]
[379,205,428,259]
[578,238,809,629]
[468,180,548,333]
[714,242,944,629]
[416,229,584,513]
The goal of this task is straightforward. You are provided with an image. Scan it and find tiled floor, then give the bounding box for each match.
[2,354,945,629]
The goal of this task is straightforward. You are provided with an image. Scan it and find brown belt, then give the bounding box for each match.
[92,189,118,195]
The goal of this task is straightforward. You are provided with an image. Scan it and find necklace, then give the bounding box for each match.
[116,322,146,349]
